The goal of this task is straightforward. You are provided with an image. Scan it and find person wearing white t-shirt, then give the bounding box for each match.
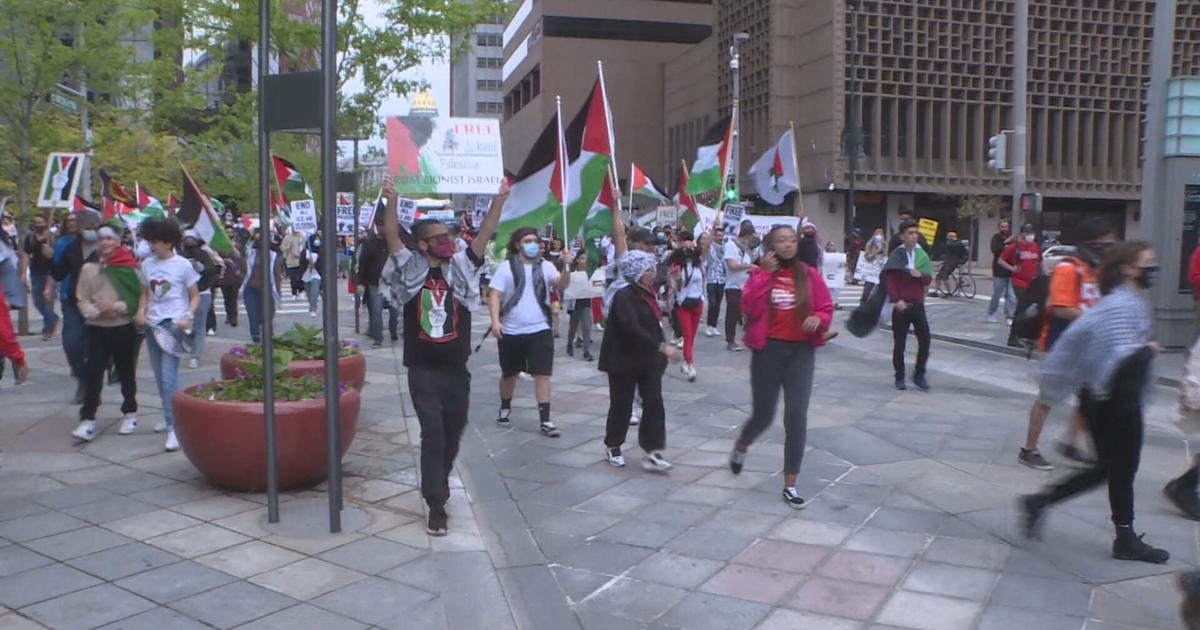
[488,228,570,437]
[135,218,200,452]
[722,222,756,351]
[667,226,718,381]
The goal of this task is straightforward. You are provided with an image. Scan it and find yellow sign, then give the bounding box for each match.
[917,217,939,246]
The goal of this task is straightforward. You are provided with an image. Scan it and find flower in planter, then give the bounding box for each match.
[230,346,249,359]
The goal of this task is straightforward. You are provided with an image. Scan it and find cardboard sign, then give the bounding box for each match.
[335,192,356,236]
[38,153,86,209]
[655,205,678,227]
[396,197,418,230]
[823,252,847,289]
[722,202,746,233]
[917,217,939,247]
[359,204,375,230]
[289,199,318,232]
[386,117,503,195]
[473,195,491,228]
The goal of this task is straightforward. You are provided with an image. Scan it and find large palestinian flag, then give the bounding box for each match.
[686,115,734,196]
[179,167,233,256]
[492,111,569,260]
[675,161,698,230]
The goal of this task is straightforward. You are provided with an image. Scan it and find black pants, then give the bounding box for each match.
[724,288,743,344]
[222,284,239,326]
[1035,389,1142,525]
[604,359,666,452]
[1007,286,1028,344]
[81,324,139,421]
[407,365,470,509]
[706,284,725,327]
[860,282,876,307]
[206,288,218,333]
[891,302,930,379]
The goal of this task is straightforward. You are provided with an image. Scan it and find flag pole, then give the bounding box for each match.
[597,60,622,207]
[555,95,569,240]
[789,121,804,217]
[627,163,634,220]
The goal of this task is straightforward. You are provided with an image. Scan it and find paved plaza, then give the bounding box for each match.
[0,283,1196,630]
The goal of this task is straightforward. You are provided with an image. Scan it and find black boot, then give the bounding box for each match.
[1165,472,1200,521]
[1018,494,1046,540]
[1112,525,1169,564]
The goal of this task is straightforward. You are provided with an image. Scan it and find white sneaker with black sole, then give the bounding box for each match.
[117,414,138,435]
[71,420,96,442]
[782,487,807,509]
[605,447,625,467]
[154,421,167,433]
[164,431,180,451]
[642,450,673,472]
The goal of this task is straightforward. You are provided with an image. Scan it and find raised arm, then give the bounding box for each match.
[611,183,627,259]
[381,179,404,255]
[471,181,509,261]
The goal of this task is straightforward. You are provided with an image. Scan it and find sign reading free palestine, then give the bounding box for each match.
[386,116,504,195]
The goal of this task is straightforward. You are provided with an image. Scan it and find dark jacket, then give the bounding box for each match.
[51,236,95,305]
[599,285,666,374]
[357,235,389,286]
[991,232,1013,278]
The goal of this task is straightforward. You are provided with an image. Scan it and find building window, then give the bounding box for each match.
[477,101,503,114]
[477,79,503,91]
[477,57,502,69]
[476,33,502,47]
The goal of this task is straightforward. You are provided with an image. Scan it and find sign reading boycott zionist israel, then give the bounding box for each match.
[386,116,503,195]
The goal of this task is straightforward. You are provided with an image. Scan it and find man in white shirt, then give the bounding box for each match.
[488,227,571,437]
[722,222,756,351]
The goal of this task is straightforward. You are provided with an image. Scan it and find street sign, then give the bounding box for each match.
[50,93,78,115]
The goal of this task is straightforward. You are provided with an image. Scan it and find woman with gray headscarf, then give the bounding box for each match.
[599,250,680,471]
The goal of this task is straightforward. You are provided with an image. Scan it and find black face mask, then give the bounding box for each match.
[1137,265,1158,289]
[1080,242,1112,266]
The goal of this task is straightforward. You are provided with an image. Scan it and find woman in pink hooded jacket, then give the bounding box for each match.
[728,225,833,509]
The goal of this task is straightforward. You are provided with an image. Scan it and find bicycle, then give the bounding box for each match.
[938,261,977,299]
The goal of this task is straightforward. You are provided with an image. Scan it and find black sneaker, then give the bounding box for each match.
[1018,494,1045,540]
[497,410,511,426]
[729,449,745,475]
[895,378,907,391]
[1018,448,1054,471]
[1055,442,1095,465]
[426,506,448,537]
[1165,479,1200,521]
[913,374,930,392]
[1112,531,1169,564]
[582,351,594,362]
[782,488,807,510]
[566,345,574,357]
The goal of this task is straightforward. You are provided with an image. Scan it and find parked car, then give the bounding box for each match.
[1042,244,1077,275]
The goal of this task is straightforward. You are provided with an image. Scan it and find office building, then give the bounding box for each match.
[450,11,506,119]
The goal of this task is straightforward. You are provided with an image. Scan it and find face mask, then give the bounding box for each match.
[522,242,540,259]
[431,240,456,259]
[135,241,151,259]
[1137,265,1158,289]
[81,229,98,243]
[1081,242,1110,265]
[1024,234,1035,244]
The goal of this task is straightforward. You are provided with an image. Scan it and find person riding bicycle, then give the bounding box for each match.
[933,230,969,296]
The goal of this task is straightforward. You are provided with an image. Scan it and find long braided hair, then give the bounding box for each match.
[766,225,812,319]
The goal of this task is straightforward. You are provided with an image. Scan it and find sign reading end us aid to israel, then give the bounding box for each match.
[386,117,503,195]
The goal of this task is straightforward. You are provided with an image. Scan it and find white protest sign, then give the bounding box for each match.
[335,192,356,235]
[823,252,847,289]
[693,205,799,239]
[386,117,503,195]
[359,204,375,229]
[289,199,318,232]
[473,195,491,228]
[396,197,418,230]
[38,153,86,209]
[655,205,677,227]
[722,202,746,234]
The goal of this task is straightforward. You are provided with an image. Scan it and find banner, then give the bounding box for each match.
[335,192,356,236]
[693,205,798,239]
[918,217,939,246]
[290,199,318,232]
[386,116,503,195]
[38,153,86,209]
[396,197,418,230]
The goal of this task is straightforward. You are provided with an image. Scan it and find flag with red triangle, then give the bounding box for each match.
[675,161,698,230]
[630,163,670,204]
[749,127,799,206]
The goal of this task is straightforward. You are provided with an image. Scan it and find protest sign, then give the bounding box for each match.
[396,197,418,230]
[335,192,356,235]
[386,117,503,195]
[918,217,939,246]
[823,252,847,289]
[38,153,86,209]
[655,205,677,226]
[289,199,318,232]
[473,195,491,228]
[722,202,746,233]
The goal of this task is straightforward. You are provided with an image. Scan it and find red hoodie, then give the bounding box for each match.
[0,291,25,368]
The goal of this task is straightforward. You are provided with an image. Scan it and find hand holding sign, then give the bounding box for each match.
[396,198,418,230]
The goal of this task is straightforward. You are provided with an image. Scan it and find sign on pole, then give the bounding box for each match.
[396,197,418,230]
[37,153,86,209]
[473,195,491,229]
[386,117,504,195]
[289,199,318,232]
[335,192,356,235]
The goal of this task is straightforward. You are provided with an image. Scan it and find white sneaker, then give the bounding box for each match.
[187,357,200,369]
[206,330,216,337]
[71,420,96,442]
[117,415,138,435]
[605,447,625,467]
[674,337,684,348]
[686,363,697,382]
[986,314,998,324]
[154,421,167,433]
[704,326,715,337]
[630,403,641,426]
[164,431,180,451]
[642,450,673,472]
[310,310,318,318]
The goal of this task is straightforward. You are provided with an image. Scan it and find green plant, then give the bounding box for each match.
[240,323,360,361]
[192,348,352,402]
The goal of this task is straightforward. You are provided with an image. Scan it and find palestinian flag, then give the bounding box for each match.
[73,195,100,213]
[686,116,734,196]
[40,155,82,207]
[883,243,933,278]
[630,163,670,204]
[675,161,698,230]
[570,78,617,246]
[581,171,619,270]
[492,111,569,260]
[166,194,180,217]
[179,166,233,256]
[100,169,137,207]
[103,246,142,317]
[136,183,166,217]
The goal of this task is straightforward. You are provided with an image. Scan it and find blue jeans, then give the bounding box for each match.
[61,301,86,378]
[243,286,275,343]
[189,291,213,361]
[145,331,180,431]
[988,277,1016,319]
[306,278,321,313]
[30,272,57,334]
[366,284,384,344]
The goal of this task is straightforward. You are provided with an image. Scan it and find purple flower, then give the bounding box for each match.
[230,346,248,358]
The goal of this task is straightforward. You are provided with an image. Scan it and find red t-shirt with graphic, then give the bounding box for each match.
[768,268,811,342]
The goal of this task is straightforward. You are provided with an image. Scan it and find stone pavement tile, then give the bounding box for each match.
[529,529,583,561]
[596,519,691,549]
[666,485,742,508]
[1088,576,1182,630]
[634,500,716,526]
[194,541,304,579]
[234,603,368,630]
[93,607,211,630]
[573,494,651,517]
[920,536,1010,569]
[818,551,912,586]
[145,523,250,558]
[608,477,686,501]
[695,509,782,537]
[975,605,1084,630]
[875,591,982,630]
[551,565,612,603]
[171,496,261,521]
[115,560,235,603]
[19,584,155,630]
[528,509,623,537]
[102,509,200,541]
[101,473,175,496]
[901,561,997,601]
[29,487,114,510]
[843,527,931,558]
[989,573,1093,616]
[866,506,948,535]
[693,470,773,491]
[656,592,770,630]
[0,545,53,578]
[66,542,182,581]
[23,526,130,561]
[698,564,804,605]
[794,499,878,528]
[575,611,645,630]
[786,576,889,621]
[170,581,296,629]
[768,520,852,547]
[629,551,725,590]
[316,537,424,575]
[127,482,220,508]
[345,480,408,504]
[556,540,656,577]
[576,577,686,623]
[0,613,51,630]
[1001,549,1079,580]
[1083,622,1170,630]
[0,500,49,522]
[729,490,814,517]
[733,540,830,574]
[310,577,434,630]
[61,496,158,525]
[248,558,366,601]
[378,554,440,593]
[0,564,101,608]
[755,608,861,630]
[212,508,273,539]
[0,512,88,543]
[663,528,757,562]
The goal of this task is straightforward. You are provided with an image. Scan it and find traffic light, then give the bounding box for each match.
[725,187,738,202]
[1020,192,1042,213]
[987,133,1008,171]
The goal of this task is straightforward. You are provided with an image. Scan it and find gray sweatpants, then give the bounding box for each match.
[738,339,816,475]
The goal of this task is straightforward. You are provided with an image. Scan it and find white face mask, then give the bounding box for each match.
[135,240,151,259]
[1024,234,1035,244]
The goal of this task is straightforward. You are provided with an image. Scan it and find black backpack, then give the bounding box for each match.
[1011,258,1083,343]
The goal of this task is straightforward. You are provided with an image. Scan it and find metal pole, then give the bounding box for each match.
[257,0,279,524]
[846,0,858,232]
[352,139,360,335]
[730,37,743,197]
[77,26,93,202]
[1142,0,1178,339]
[320,0,343,533]
[1010,0,1028,221]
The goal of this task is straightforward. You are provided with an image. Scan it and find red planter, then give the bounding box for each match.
[220,352,367,391]
[173,384,361,492]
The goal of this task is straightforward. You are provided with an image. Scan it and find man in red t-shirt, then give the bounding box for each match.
[999,223,1042,347]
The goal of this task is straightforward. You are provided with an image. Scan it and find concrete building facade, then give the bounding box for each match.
[450,11,506,120]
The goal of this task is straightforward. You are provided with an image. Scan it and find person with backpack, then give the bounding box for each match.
[1000,223,1043,347]
[1017,218,1114,470]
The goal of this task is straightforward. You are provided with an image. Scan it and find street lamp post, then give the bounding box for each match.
[731,32,749,198]
[320,0,343,533]
[846,0,858,233]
